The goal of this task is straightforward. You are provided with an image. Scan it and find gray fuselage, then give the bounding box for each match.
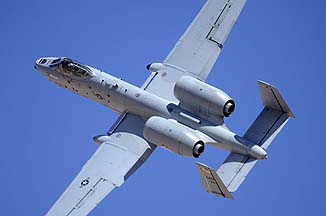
[35,57,267,160]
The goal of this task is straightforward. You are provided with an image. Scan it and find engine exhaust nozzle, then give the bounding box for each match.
[193,141,205,158]
[223,100,235,117]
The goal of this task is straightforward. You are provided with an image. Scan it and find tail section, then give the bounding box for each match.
[243,80,295,148]
[197,81,294,197]
[258,80,295,118]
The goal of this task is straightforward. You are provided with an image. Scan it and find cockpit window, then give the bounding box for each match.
[52,58,61,64]
[40,59,47,64]
[58,58,93,77]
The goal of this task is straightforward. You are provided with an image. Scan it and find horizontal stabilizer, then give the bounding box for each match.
[217,153,257,192]
[196,162,234,199]
[216,81,294,192]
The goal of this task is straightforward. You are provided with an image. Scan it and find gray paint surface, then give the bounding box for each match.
[35,0,294,215]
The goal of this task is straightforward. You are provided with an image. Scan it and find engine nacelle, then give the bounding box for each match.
[143,116,205,158]
[174,76,235,117]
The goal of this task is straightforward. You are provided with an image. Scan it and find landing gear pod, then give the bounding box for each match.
[146,63,163,73]
[93,135,110,145]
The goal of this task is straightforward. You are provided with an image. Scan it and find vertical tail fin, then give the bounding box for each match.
[258,80,295,118]
[197,81,295,197]
[196,162,234,200]
[243,81,295,148]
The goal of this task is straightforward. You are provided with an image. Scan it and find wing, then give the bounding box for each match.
[46,113,155,216]
[144,0,247,102]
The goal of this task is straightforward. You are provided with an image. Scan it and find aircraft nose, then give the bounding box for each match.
[35,58,50,71]
[34,58,41,69]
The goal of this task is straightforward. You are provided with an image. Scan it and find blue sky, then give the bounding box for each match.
[1,0,325,215]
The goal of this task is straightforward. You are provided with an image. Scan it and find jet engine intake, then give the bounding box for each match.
[143,116,205,158]
[174,76,235,118]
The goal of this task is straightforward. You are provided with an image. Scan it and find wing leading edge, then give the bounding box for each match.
[145,0,247,102]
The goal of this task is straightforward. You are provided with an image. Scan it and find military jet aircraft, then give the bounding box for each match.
[35,0,294,215]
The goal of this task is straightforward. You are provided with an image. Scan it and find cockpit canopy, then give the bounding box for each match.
[53,58,93,77]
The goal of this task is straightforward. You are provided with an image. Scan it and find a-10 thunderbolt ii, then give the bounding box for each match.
[35,0,294,215]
